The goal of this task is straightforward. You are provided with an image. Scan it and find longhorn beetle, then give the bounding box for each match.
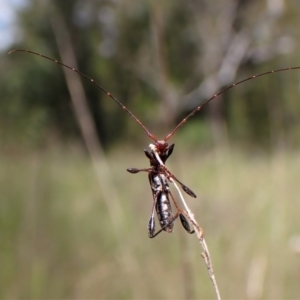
[9,49,300,238]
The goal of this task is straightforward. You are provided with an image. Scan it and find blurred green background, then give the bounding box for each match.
[1,0,300,298]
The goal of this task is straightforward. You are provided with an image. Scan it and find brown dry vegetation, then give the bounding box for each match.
[1,143,300,299]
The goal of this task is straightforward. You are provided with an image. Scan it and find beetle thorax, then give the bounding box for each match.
[150,140,168,155]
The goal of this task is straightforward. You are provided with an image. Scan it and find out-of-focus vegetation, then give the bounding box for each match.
[1,0,300,298]
[2,147,300,298]
[2,0,300,149]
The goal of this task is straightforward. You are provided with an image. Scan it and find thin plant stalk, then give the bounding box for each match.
[152,148,221,300]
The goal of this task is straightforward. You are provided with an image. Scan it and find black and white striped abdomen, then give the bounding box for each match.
[149,173,173,233]
[155,191,173,232]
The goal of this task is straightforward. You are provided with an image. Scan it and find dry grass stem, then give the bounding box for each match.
[153,148,221,300]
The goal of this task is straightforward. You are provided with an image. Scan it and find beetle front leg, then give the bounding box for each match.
[127,167,152,174]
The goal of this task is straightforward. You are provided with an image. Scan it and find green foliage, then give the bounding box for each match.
[2,0,300,148]
[0,0,300,299]
[2,2,300,298]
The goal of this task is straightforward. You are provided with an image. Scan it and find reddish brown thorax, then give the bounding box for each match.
[153,140,168,154]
